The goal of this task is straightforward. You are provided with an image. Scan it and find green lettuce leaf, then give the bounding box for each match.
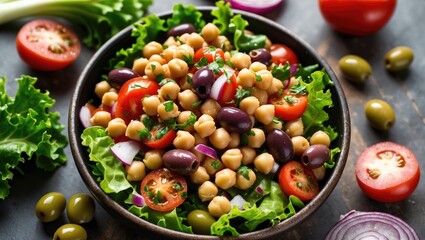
[0,76,67,200]
[166,3,206,31]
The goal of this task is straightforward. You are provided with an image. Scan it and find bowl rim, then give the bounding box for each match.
[69,6,350,240]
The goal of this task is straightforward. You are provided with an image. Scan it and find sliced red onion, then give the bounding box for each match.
[289,64,298,76]
[210,73,229,101]
[194,144,217,159]
[131,192,146,207]
[256,186,264,195]
[110,140,141,166]
[270,162,280,174]
[227,0,284,14]
[325,210,419,240]
[79,105,93,129]
[230,195,246,210]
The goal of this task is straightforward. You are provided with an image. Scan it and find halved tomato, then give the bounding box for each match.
[16,19,81,71]
[270,44,298,66]
[355,142,420,203]
[278,161,319,201]
[142,125,176,149]
[269,89,308,121]
[141,168,187,211]
[193,47,225,64]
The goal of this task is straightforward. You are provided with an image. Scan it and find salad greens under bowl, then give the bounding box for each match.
[69,3,350,239]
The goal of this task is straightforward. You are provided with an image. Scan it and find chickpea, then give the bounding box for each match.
[168,58,189,78]
[249,62,267,72]
[288,76,299,89]
[94,81,111,99]
[190,147,205,163]
[142,95,161,116]
[106,118,127,138]
[228,132,240,148]
[143,149,164,170]
[249,88,268,105]
[178,89,200,111]
[174,44,194,61]
[177,111,196,132]
[254,104,275,125]
[264,118,283,132]
[149,54,166,65]
[186,33,205,51]
[254,153,275,174]
[210,35,232,51]
[209,128,231,149]
[208,196,231,218]
[157,101,180,120]
[132,57,149,75]
[90,111,111,128]
[266,78,284,96]
[125,120,145,141]
[198,181,218,202]
[145,61,164,81]
[312,165,326,181]
[161,64,172,79]
[173,130,195,150]
[194,132,209,145]
[125,161,146,181]
[292,136,310,155]
[310,130,331,147]
[247,128,265,148]
[240,146,256,165]
[201,23,220,42]
[159,81,180,101]
[179,74,192,90]
[143,41,163,59]
[163,36,178,47]
[101,91,118,107]
[253,69,273,90]
[235,168,256,190]
[236,68,255,88]
[200,98,221,119]
[239,96,260,115]
[221,148,243,171]
[286,118,304,137]
[194,114,216,138]
[162,45,178,63]
[190,166,210,185]
[215,168,236,190]
[203,157,224,176]
[230,52,252,70]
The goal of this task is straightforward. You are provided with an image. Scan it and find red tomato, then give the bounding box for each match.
[142,125,176,149]
[86,103,111,116]
[193,47,225,63]
[216,70,238,106]
[278,161,319,201]
[141,168,187,211]
[16,19,81,71]
[319,0,397,36]
[114,77,160,124]
[270,44,299,66]
[269,89,308,121]
[355,142,420,203]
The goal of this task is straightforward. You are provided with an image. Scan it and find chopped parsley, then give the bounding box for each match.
[237,166,251,180]
[164,101,174,112]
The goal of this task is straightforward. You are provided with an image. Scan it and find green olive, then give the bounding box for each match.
[35,192,66,222]
[66,193,95,224]
[364,99,396,131]
[384,46,414,72]
[187,210,216,235]
[53,223,87,240]
[338,55,372,84]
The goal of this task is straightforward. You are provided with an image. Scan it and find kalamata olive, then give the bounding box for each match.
[338,55,371,84]
[266,129,294,163]
[216,107,252,134]
[384,46,414,72]
[364,99,395,131]
[108,67,139,85]
[35,192,66,222]
[66,193,95,224]
[167,23,197,37]
[53,223,87,240]
[163,149,199,175]
[301,144,330,169]
[249,48,272,66]
[192,66,215,98]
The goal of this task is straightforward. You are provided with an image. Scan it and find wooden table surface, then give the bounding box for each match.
[1,0,424,239]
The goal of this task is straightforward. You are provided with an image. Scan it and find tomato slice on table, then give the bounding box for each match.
[114,77,160,124]
[141,125,176,149]
[279,161,319,201]
[355,142,420,203]
[141,168,188,211]
[269,89,308,121]
[270,43,299,66]
[16,19,81,71]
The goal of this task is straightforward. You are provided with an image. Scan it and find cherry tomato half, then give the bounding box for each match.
[355,142,420,203]
[319,0,397,36]
[141,168,187,211]
[16,19,81,71]
[142,125,176,149]
[269,89,308,121]
[270,44,299,66]
[114,77,160,124]
[193,47,225,64]
[215,69,238,106]
[278,161,319,201]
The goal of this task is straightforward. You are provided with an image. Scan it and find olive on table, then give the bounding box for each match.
[192,66,215,98]
[301,144,330,169]
[108,67,139,85]
[35,192,66,222]
[216,107,252,134]
[249,48,272,66]
[167,23,197,37]
[162,149,199,175]
[364,99,395,131]
[66,193,95,224]
[384,46,414,72]
[338,54,371,84]
[53,223,87,240]
[187,209,216,235]
[266,129,294,163]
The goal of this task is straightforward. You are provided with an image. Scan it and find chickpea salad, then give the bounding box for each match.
[80,1,340,236]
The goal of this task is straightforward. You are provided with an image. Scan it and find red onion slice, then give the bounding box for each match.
[227,0,284,14]
[110,140,141,166]
[210,73,229,101]
[79,105,93,129]
[131,192,146,207]
[270,162,280,174]
[194,144,217,159]
[230,195,246,210]
[325,210,419,240]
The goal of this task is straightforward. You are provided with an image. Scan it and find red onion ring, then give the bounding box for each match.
[227,0,284,14]
[194,144,217,159]
[131,192,146,207]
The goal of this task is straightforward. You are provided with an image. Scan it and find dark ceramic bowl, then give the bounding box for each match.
[69,6,350,240]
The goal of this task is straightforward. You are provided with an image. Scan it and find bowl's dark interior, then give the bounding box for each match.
[69,7,350,240]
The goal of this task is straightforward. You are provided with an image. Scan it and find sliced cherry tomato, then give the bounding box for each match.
[319,0,396,36]
[16,19,81,71]
[217,70,238,106]
[279,161,319,201]
[355,142,420,203]
[114,77,160,124]
[270,44,298,66]
[141,168,187,211]
[193,47,225,64]
[269,89,308,121]
[142,125,176,149]
[85,103,111,116]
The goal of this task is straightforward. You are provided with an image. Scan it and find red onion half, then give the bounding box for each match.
[227,0,284,14]
[325,210,419,240]
[194,144,217,159]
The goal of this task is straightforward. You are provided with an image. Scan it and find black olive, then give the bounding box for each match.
[216,107,252,134]
[167,23,197,37]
